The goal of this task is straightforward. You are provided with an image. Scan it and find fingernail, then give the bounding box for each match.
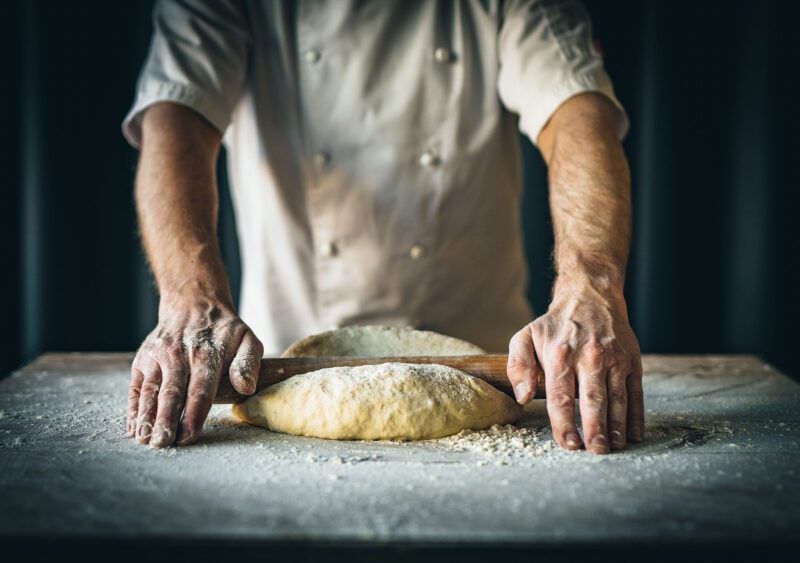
[610,430,625,448]
[591,434,609,450]
[126,420,134,436]
[137,421,152,441]
[565,432,581,448]
[630,426,644,442]
[513,381,531,404]
[150,428,173,448]
[177,429,194,446]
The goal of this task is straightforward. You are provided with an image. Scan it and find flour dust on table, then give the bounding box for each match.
[233,326,522,440]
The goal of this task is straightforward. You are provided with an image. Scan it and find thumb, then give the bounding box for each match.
[507,324,542,405]
[229,329,264,395]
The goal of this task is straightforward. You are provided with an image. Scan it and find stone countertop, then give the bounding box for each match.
[1,354,799,557]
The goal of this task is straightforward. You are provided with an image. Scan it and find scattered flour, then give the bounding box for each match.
[437,424,557,461]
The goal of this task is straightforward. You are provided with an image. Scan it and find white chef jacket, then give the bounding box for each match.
[123,0,628,354]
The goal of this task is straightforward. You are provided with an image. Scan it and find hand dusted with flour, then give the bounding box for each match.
[232,363,522,440]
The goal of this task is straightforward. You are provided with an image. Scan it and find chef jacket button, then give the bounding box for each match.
[434,47,453,63]
[409,244,426,260]
[320,241,338,257]
[304,49,321,64]
[314,151,330,168]
[419,150,440,168]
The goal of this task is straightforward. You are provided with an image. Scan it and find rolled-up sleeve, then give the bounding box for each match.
[497,0,629,145]
[122,0,250,147]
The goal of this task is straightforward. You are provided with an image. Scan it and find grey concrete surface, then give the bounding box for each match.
[0,354,798,545]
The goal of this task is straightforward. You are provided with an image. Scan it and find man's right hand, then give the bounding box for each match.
[126,295,263,448]
[128,103,261,448]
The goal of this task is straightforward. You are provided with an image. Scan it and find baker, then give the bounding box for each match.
[123,0,644,454]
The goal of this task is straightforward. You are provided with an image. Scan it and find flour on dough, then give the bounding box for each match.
[232,362,521,440]
[234,325,520,440]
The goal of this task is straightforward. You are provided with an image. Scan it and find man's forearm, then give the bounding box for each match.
[506,92,642,454]
[129,103,263,448]
[136,102,232,308]
[538,93,631,297]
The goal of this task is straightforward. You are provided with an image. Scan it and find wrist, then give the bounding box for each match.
[158,275,234,315]
[552,270,627,313]
[553,252,625,295]
[554,272,624,297]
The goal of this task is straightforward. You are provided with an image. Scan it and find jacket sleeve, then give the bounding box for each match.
[122,0,250,147]
[497,0,629,145]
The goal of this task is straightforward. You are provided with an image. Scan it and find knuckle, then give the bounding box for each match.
[140,379,161,395]
[582,340,605,368]
[185,332,223,365]
[164,344,185,367]
[549,341,572,367]
[548,392,575,410]
[507,333,521,349]
[187,387,213,404]
[127,385,141,400]
[508,327,530,349]
[608,350,628,369]
[506,354,529,372]
[191,346,212,364]
[129,369,144,387]
[608,385,627,404]
[131,354,144,370]
[584,390,606,406]
[132,343,155,368]
[158,386,184,405]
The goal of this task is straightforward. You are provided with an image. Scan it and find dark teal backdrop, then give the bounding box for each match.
[2,1,798,379]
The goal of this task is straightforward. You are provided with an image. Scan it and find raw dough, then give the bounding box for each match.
[233,325,521,440]
[232,362,521,440]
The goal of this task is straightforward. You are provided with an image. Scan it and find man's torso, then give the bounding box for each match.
[226,0,532,353]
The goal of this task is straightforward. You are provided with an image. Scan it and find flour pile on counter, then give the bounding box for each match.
[437,424,557,461]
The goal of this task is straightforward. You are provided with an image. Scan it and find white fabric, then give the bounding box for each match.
[123,0,628,354]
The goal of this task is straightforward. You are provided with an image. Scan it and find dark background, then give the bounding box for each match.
[2,0,798,380]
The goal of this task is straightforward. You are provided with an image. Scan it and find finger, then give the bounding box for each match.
[577,346,609,454]
[229,330,263,395]
[544,343,581,450]
[506,325,543,404]
[627,363,645,443]
[607,365,629,450]
[149,362,190,448]
[127,367,145,436]
[177,337,223,446]
[135,365,163,445]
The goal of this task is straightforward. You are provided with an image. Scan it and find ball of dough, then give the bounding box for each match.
[232,362,521,440]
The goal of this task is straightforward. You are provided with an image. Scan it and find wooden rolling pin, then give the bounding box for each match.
[214,354,546,403]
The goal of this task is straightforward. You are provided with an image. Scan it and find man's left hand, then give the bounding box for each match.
[506,281,644,454]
